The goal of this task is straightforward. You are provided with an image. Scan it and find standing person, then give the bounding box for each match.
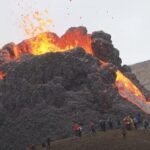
[130,117,135,129]
[72,123,82,137]
[136,113,141,123]
[133,116,138,130]
[28,144,36,150]
[116,119,121,129]
[107,118,113,130]
[78,125,82,137]
[99,119,106,132]
[123,116,131,130]
[121,127,127,139]
[42,143,46,150]
[46,137,51,150]
[72,123,79,136]
[89,121,96,134]
[143,119,149,130]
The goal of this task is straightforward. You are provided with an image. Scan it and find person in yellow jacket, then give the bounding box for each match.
[129,117,135,129]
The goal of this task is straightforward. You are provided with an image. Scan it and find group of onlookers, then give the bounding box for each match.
[27,113,150,149]
[72,113,150,138]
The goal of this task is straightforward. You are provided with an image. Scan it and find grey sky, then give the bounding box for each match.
[0,0,150,65]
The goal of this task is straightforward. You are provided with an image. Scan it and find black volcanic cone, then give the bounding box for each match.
[0,27,146,150]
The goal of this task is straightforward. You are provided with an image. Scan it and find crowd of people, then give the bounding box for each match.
[27,113,150,150]
[71,113,150,139]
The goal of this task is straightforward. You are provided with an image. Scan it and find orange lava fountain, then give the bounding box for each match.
[20,11,92,56]
[27,30,93,56]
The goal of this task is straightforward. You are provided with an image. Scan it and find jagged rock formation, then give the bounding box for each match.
[91,31,122,67]
[0,27,146,150]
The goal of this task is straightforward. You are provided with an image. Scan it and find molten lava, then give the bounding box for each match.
[115,70,150,114]
[21,10,52,38]
[20,11,92,56]
[27,29,92,56]
[116,70,146,101]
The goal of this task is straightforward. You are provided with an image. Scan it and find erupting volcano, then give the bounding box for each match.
[0,26,150,150]
[0,26,149,114]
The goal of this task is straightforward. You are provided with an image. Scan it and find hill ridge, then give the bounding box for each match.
[131,60,150,91]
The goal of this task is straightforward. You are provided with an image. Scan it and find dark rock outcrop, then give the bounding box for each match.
[91,31,122,67]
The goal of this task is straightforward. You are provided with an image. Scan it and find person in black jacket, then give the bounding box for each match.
[46,137,51,150]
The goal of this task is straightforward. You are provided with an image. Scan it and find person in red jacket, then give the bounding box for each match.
[72,123,82,137]
[89,121,96,134]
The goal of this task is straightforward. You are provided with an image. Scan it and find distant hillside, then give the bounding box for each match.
[131,60,150,91]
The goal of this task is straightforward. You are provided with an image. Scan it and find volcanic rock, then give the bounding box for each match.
[0,47,141,150]
[91,31,122,67]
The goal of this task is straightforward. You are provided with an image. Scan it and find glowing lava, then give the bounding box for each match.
[116,70,146,101]
[20,10,92,55]
[115,70,150,114]
[21,10,52,38]
[27,29,93,56]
